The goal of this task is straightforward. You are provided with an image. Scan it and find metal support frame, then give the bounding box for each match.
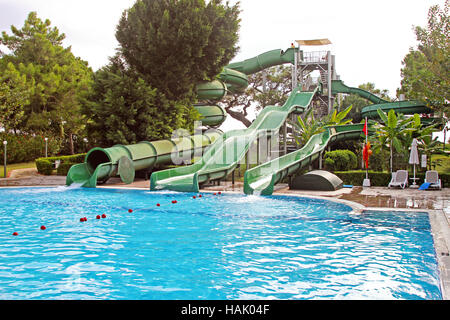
[327,51,332,114]
[292,48,299,90]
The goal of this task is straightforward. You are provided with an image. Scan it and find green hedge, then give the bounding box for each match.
[335,170,450,188]
[35,158,54,175]
[35,154,86,175]
[324,150,357,171]
[56,162,78,176]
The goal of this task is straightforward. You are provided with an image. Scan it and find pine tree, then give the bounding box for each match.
[115,0,240,100]
[0,12,93,153]
[86,55,198,146]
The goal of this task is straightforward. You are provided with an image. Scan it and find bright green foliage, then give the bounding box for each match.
[324,149,358,171]
[291,108,325,147]
[324,105,353,126]
[398,3,449,117]
[0,62,31,132]
[115,0,241,100]
[291,105,353,147]
[0,12,93,154]
[35,153,86,175]
[373,109,415,172]
[0,132,61,164]
[410,116,446,170]
[86,55,198,147]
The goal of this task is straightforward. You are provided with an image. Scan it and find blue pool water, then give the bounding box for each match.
[0,187,442,300]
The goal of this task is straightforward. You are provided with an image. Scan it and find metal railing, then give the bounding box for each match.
[301,51,329,64]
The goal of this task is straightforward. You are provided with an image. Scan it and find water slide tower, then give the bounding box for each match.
[293,38,338,116]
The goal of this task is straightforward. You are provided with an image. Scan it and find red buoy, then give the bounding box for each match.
[128,209,133,213]
[80,217,87,222]
[199,195,202,198]
[12,232,18,236]
[218,192,222,195]
[40,225,46,230]
[156,203,160,207]
[193,196,196,199]
[101,214,106,219]
[96,215,101,219]
[172,200,177,204]
[213,193,216,195]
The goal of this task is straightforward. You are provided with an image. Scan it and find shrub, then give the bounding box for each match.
[35,158,54,175]
[35,153,86,175]
[56,162,77,176]
[0,133,61,164]
[324,150,357,171]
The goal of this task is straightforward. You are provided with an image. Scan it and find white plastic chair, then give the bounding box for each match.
[425,170,442,190]
[388,170,408,189]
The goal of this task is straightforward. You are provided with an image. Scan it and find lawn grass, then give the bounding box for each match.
[0,162,36,178]
[431,153,450,173]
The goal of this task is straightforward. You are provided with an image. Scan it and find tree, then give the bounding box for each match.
[373,109,415,173]
[115,0,241,101]
[0,62,31,133]
[324,105,353,126]
[0,12,93,154]
[85,55,198,147]
[341,82,390,123]
[398,2,449,117]
[220,65,292,127]
[291,105,353,147]
[417,130,444,170]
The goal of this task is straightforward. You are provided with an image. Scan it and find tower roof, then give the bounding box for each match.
[295,39,332,46]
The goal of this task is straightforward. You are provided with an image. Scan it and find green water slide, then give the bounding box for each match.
[150,86,318,192]
[66,131,223,188]
[243,124,364,195]
[194,48,298,123]
[331,80,432,117]
[67,48,298,188]
[242,80,433,196]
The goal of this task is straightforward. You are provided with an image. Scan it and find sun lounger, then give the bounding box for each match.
[388,170,408,189]
[425,170,441,190]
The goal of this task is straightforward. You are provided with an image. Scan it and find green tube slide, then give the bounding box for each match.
[243,124,365,195]
[226,48,297,75]
[66,131,223,188]
[67,48,298,188]
[331,80,432,117]
[150,86,318,192]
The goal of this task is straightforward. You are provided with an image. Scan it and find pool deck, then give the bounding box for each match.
[1,168,449,300]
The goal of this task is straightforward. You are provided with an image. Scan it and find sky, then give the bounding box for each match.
[0,0,447,136]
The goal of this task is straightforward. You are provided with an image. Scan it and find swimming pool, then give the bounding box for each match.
[0,187,442,300]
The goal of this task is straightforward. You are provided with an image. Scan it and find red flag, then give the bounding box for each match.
[362,141,372,169]
[363,118,368,136]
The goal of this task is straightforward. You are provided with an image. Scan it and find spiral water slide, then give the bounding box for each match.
[331,80,432,118]
[66,48,298,188]
[242,80,433,195]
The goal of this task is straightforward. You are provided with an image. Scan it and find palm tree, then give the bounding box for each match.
[290,108,324,147]
[324,105,353,126]
[290,105,353,147]
[374,108,415,173]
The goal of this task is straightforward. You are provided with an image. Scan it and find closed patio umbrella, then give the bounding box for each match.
[409,138,419,188]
